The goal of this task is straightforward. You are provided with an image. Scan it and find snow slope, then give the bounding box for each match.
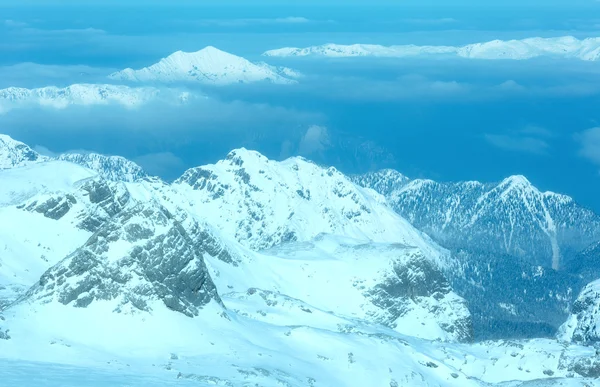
[0,134,48,169]
[2,292,599,386]
[0,161,98,306]
[264,36,600,61]
[207,234,472,342]
[109,46,300,85]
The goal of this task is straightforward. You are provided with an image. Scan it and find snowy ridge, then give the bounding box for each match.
[57,153,148,182]
[558,278,600,345]
[0,84,190,113]
[354,171,600,269]
[0,134,48,169]
[264,43,457,58]
[263,36,600,61]
[109,46,300,85]
[0,134,150,182]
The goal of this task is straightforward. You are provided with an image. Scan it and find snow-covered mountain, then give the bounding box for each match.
[109,46,301,85]
[354,170,600,339]
[1,136,600,385]
[0,136,470,342]
[174,149,443,257]
[0,84,191,113]
[264,36,600,61]
[354,171,600,270]
[558,278,600,345]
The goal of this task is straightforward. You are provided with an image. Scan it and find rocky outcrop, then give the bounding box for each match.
[366,253,473,342]
[28,202,224,317]
[557,279,600,345]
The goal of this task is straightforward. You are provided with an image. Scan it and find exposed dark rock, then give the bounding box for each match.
[28,202,224,317]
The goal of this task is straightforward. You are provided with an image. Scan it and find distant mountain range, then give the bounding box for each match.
[0,47,302,114]
[263,36,600,61]
[0,84,193,113]
[109,46,301,85]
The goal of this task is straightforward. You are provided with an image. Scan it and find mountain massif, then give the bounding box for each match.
[1,134,599,386]
[353,170,600,339]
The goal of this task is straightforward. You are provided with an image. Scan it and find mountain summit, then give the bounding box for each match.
[109,46,300,85]
[354,170,600,270]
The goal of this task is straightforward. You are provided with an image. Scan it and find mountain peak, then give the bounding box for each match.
[169,46,238,62]
[224,148,268,166]
[199,45,228,54]
[501,175,531,186]
[499,175,535,192]
[109,47,299,85]
[356,168,600,269]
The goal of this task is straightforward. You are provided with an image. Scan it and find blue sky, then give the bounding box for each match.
[7,0,600,4]
[1,4,599,211]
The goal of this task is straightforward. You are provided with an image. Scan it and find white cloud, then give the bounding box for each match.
[134,152,186,179]
[273,17,310,24]
[577,127,600,167]
[484,134,550,155]
[484,125,555,155]
[4,20,28,28]
[33,145,58,157]
[180,17,312,28]
[298,125,330,155]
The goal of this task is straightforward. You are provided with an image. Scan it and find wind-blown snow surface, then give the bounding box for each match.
[0,84,193,113]
[1,136,600,386]
[263,36,600,61]
[109,46,300,85]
